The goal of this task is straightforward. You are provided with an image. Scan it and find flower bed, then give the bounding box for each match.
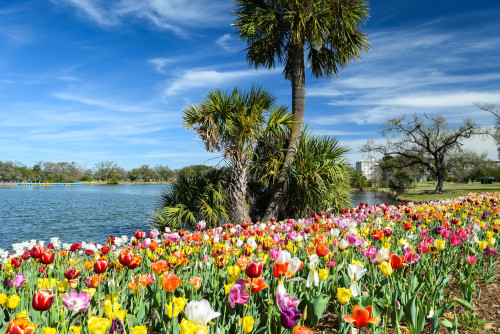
[1,193,499,334]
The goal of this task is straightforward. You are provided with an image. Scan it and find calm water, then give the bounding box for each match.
[0,184,168,250]
[0,185,387,250]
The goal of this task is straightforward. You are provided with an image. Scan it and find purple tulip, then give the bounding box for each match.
[110,317,124,334]
[280,306,301,329]
[62,290,91,312]
[6,274,26,291]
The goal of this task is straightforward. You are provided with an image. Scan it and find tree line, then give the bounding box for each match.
[0,161,176,183]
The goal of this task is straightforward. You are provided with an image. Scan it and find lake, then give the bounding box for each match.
[0,185,388,251]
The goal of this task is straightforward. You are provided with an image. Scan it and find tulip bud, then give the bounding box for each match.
[39,251,55,265]
[31,245,44,258]
[135,230,144,240]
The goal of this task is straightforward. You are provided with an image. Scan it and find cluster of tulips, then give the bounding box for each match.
[0,193,499,334]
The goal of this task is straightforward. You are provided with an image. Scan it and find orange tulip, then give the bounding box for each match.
[371,230,384,241]
[127,277,139,291]
[316,245,329,257]
[293,326,313,334]
[273,261,290,278]
[151,260,169,274]
[235,256,248,270]
[390,254,407,270]
[162,273,182,292]
[85,261,95,271]
[86,274,105,288]
[189,277,203,290]
[342,305,379,328]
[6,318,36,334]
[245,277,269,293]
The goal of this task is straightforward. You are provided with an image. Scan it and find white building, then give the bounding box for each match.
[355,158,378,180]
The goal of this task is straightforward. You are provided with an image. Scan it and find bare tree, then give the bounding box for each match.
[475,102,500,159]
[362,114,479,193]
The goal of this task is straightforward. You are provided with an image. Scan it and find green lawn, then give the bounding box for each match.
[378,182,500,203]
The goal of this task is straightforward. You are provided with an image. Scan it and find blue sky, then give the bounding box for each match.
[1,0,499,170]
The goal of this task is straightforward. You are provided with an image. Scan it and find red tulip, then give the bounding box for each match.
[94,260,107,274]
[245,259,264,278]
[118,252,132,266]
[371,230,383,240]
[32,289,55,311]
[64,266,81,280]
[30,245,44,258]
[135,230,144,239]
[127,255,143,269]
[101,246,110,254]
[38,250,55,265]
[390,254,407,270]
[342,305,379,327]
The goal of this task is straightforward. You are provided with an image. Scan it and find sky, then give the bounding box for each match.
[1,0,500,170]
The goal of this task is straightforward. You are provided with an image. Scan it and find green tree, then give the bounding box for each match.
[234,0,369,220]
[183,86,294,224]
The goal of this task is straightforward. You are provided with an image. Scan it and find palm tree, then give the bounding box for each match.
[250,129,351,219]
[152,167,230,230]
[234,0,369,220]
[183,86,294,224]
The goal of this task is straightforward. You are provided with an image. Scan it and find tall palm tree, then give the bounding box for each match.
[183,86,294,224]
[234,0,369,220]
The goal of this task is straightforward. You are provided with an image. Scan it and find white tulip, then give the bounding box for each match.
[185,299,221,325]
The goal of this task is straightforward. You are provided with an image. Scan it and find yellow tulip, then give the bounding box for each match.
[227,276,238,286]
[486,231,494,240]
[478,241,488,250]
[379,262,393,276]
[131,326,148,334]
[0,293,8,307]
[398,238,408,246]
[488,238,495,246]
[318,268,329,281]
[241,316,254,333]
[337,287,352,305]
[180,318,196,334]
[88,316,111,334]
[435,239,445,251]
[6,294,22,309]
[37,278,57,289]
[227,265,241,277]
[82,288,96,297]
[43,327,57,334]
[104,300,127,322]
[16,310,28,319]
[69,325,82,334]
[351,260,365,267]
[224,284,232,295]
[4,263,13,277]
[193,323,209,334]
[166,296,188,319]
[57,280,68,293]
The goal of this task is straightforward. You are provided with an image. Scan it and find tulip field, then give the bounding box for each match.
[1,193,499,334]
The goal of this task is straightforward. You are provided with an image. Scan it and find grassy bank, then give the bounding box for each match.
[377,181,500,202]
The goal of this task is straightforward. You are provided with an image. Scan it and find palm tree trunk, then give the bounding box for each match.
[230,156,251,224]
[263,45,305,221]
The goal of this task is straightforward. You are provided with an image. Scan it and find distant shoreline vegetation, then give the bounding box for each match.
[0,160,204,185]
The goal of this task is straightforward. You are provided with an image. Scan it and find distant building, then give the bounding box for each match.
[356,158,378,180]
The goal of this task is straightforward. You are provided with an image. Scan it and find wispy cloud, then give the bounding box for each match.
[164,67,280,96]
[50,0,233,36]
[215,34,239,52]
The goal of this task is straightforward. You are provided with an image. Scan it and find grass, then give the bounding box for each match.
[380,181,500,202]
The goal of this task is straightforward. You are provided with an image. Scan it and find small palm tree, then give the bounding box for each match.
[234,0,369,219]
[152,167,230,230]
[183,86,294,224]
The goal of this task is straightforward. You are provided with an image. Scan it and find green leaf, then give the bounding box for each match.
[455,298,474,311]
[485,275,497,285]
[306,294,330,327]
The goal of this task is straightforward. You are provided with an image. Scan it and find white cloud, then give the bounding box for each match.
[164,67,280,96]
[148,57,179,74]
[216,34,239,52]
